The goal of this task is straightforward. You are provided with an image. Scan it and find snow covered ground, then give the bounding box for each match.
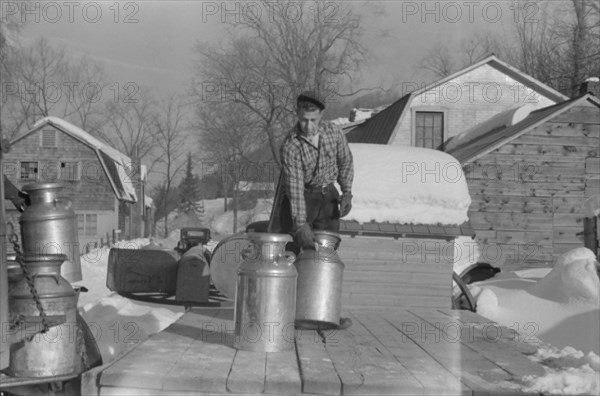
[466,247,599,395]
[70,144,598,394]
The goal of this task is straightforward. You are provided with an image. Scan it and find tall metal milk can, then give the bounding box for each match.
[294,230,345,329]
[8,253,80,377]
[19,183,82,282]
[234,232,297,352]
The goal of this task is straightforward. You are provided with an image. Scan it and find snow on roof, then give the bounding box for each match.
[444,104,533,152]
[32,116,137,202]
[345,143,471,226]
[330,117,350,126]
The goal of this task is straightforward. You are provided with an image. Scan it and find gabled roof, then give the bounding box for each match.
[446,94,600,164]
[412,54,569,103]
[345,95,411,143]
[11,116,137,202]
[343,55,569,145]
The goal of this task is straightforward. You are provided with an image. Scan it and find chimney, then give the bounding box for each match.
[580,77,600,97]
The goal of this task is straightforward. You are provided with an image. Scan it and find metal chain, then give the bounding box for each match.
[7,221,50,335]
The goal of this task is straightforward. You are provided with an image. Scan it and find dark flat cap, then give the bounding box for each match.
[297,91,325,110]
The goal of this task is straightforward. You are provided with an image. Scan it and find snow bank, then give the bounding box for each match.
[74,236,185,364]
[346,143,471,225]
[521,345,599,395]
[528,248,599,304]
[79,293,183,363]
[472,248,600,355]
[210,198,271,235]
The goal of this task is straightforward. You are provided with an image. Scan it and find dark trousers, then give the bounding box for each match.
[279,184,340,233]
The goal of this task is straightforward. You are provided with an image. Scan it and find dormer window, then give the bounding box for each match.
[41,128,57,147]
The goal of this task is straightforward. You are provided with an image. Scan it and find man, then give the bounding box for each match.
[279,91,354,330]
[280,91,354,249]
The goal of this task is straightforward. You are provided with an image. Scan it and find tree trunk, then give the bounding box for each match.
[233,181,239,233]
[163,201,168,237]
[223,178,229,213]
[266,124,281,167]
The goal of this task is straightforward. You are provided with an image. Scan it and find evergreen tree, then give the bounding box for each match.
[178,153,202,214]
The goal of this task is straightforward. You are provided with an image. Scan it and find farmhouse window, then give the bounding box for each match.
[61,162,80,181]
[415,112,444,149]
[41,129,57,147]
[78,213,98,236]
[20,161,38,180]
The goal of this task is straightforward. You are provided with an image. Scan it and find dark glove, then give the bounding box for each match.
[339,192,353,218]
[293,222,315,250]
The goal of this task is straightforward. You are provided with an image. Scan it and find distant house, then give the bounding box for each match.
[4,117,151,251]
[446,94,600,270]
[343,55,568,147]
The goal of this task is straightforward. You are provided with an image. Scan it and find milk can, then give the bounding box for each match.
[8,253,79,378]
[20,183,81,282]
[294,230,345,330]
[234,232,297,352]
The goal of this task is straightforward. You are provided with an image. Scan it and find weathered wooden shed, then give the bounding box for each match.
[445,94,600,270]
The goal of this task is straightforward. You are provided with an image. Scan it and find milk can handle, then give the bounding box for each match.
[240,243,255,261]
[54,197,72,210]
[32,273,61,285]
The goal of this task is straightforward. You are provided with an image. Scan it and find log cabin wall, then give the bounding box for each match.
[465,104,600,271]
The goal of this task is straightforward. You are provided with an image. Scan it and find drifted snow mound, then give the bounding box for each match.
[529,248,600,303]
[522,345,600,395]
[345,143,471,225]
[474,287,499,320]
[79,293,183,363]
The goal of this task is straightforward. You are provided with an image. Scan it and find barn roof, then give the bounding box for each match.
[342,55,569,144]
[12,117,138,202]
[445,94,600,164]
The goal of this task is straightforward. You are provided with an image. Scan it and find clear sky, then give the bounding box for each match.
[12,0,522,99]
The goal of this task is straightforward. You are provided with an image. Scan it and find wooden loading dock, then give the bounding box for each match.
[83,232,551,395]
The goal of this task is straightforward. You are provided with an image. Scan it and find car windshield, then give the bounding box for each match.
[186,230,207,238]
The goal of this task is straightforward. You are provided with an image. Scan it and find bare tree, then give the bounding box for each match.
[418,0,600,96]
[191,0,366,165]
[195,100,265,232]
[150,93,190,236]
[551,0,600,96]
[418,43,456,78]
[95,92,160,173]
[1,38,109,139]
[418,33,505,79]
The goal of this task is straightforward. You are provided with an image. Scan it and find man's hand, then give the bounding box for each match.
[339,193,353,217]
[293,222,315,250]
[3,175,29,212]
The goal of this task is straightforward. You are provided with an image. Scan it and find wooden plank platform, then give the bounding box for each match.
[83,307,547,395]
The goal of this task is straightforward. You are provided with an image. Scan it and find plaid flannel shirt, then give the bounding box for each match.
[280,121,354,225]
